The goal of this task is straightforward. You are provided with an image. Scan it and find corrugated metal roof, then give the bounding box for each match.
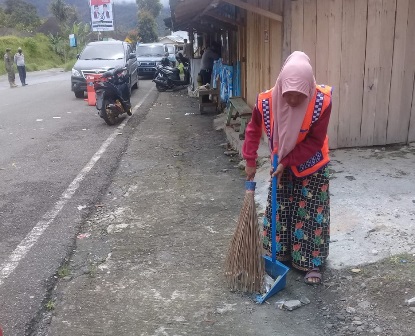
[160,35,185,43]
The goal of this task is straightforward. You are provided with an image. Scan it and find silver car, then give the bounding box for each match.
[71,40,139,99]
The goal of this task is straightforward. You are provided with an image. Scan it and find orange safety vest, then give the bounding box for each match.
[257,84,332,177]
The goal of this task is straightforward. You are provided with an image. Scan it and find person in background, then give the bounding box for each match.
[200,42,220,85]
[199,42,220,102]
[4,48,17,88]
[160,52,171,67]
[176,52,189,67]
[242,51,332,285]
[14,47,27,86]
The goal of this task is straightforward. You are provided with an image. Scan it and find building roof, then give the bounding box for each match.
[159,35,185,44]
[167,0,282,33]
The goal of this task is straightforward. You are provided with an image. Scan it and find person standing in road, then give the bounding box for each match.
[242,51,332,285]
[4,48,17,88]
[14,47,27,86]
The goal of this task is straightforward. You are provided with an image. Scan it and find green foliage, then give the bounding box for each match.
[137,10,158,43]
[49,0,69,22]
[0,34,65,75]
[49,0,78,25]
[23,37,37,53]
[126,29,140,45]
[57,265,70,278]
[0,8,8,28]
[4,0,41,30]
[45,300,55,311]
[26,63,38,71]
[136,0,162,18]
[63,58,76,71]
[69,22,91,51]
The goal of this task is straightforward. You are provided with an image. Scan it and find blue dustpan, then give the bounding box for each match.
[255,154,289,304]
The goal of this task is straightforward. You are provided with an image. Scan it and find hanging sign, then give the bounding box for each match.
[90,0,114,31]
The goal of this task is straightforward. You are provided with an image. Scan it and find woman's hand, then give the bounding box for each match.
[270,163,285,184]
[245,166,256,181]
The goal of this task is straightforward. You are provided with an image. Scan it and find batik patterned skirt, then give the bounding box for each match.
[263,165,330,271]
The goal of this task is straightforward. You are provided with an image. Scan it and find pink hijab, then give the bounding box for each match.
[272,51,316,161]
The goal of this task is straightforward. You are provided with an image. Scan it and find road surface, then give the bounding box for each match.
[0,69,157,335]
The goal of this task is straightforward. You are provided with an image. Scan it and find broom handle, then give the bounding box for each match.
[271,153,278,263]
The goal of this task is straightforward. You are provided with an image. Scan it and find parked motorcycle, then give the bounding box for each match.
[94,67,132,125]
[152,62,190,92]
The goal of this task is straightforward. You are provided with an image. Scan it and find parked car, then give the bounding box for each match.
[71,40,138,99]
[136,43,168,77]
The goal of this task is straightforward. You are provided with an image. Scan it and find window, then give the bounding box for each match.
[80,44,125,60]
[136,45,166,57]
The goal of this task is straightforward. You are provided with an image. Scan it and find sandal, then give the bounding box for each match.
[304,267,322,285]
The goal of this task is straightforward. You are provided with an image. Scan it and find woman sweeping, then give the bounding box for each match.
[242,51,332,285]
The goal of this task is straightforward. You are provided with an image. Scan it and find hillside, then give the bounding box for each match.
[0,34,66,75]
[0,0,171,34]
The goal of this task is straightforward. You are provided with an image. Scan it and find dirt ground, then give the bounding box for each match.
[316,253,415,335]
[32,89,415,336]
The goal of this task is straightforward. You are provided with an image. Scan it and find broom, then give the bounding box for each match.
[224,181,265,293]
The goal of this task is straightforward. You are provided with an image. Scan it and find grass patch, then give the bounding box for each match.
[45,300,55,311]
[63,59,77,72]
[57,265,70,278]
[0,34,74,75]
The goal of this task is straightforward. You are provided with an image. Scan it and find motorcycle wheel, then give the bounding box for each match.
[156,83,167,92]
[101,99,117,126]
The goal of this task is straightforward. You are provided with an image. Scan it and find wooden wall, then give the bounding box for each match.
[289,0,415,148]
[244,0,283,107]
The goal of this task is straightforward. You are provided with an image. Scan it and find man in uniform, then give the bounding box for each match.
[4,48,17,88]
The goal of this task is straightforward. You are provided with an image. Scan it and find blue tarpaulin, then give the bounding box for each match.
[212,59,241,104]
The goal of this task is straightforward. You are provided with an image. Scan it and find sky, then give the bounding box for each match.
[119,0,169,6]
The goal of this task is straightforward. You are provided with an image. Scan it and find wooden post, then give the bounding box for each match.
[282,0,291,62]
[188,26,194,59]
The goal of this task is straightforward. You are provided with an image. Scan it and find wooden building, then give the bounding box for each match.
[168,0,415,149]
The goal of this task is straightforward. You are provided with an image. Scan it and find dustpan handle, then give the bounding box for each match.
[271,153,278,263]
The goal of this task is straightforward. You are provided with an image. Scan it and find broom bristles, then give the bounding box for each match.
[224,187,265,293]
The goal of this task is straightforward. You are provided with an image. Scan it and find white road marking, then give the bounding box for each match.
[0,88,154,286]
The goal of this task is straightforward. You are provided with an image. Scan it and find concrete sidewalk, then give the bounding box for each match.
[218,113,415,269]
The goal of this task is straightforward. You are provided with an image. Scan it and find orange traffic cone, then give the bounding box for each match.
[85,74,101,106]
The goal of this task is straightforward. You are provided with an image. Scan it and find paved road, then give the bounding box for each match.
[0,70,158,335]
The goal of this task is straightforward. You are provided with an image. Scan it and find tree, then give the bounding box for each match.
[136,0,162,18]
[49,0,68,22]
[126,29,140,45]
[65,5,79,25]
[71,22,91,50]
[49,0,78,25]
[4,0,41,29]
[137,10,158,43]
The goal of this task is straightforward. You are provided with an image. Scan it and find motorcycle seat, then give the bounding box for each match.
[165,66,179,73]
